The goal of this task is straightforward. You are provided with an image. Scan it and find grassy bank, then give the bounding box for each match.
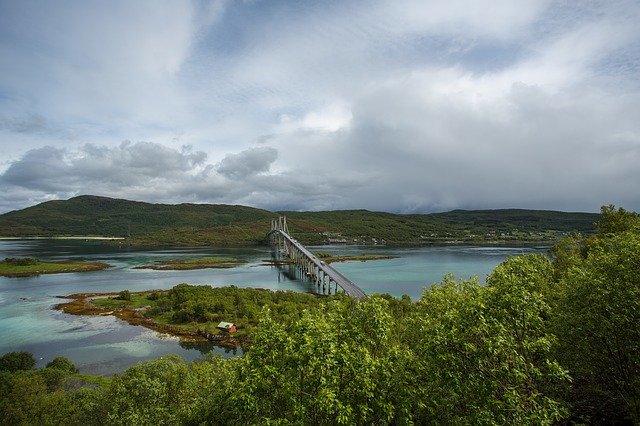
[0,257,110,277]
[314,252,398,263]
[133,256,245,270]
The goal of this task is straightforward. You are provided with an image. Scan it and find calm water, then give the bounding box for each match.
[0,240,546,374]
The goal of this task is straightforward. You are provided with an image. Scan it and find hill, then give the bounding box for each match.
[281,208,599,245]
[0,195,276,246]
[0,196,599,246]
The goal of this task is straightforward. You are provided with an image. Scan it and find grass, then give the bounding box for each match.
[314,252,398,263]
[133,257,244,270]
[0,258,110,277]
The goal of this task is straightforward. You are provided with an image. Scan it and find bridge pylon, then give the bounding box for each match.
[267,217,367,300]
[271,216,290,256]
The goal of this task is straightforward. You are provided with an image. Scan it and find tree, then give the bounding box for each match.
[596,205,640,235]
[46,356,78,373]
[409,260,568,425]
[0,351,36,372]
[235,298,414,424]
[103,355,189,425]
[117,289,132,301]
[554,231,640,423]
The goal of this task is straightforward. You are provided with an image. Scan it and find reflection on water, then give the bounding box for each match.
[0,239,546,375]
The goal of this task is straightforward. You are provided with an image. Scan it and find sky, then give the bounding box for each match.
[1,0,639,214]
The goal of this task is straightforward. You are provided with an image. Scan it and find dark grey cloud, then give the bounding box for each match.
[1,142,208,194]
[216,147,277,179]
[0,142,287,212]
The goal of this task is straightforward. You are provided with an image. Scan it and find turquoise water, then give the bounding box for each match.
[0,240,546,374]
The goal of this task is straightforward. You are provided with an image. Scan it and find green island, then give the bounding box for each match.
[1,206,639,424]
[133,256,245,271]
[56,285,332,347]
[314,251,398,263]
[0,257,110,277]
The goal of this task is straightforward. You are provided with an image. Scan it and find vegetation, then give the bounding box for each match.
[58,286,334,342]
[0,195,598,246]
[283,207,599,245]
[314,251,398,263]
[0,257,110,277]
[1,204,636,424]
[133,256,244,270]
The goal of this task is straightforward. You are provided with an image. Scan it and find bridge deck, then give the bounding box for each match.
[270,229,366,299]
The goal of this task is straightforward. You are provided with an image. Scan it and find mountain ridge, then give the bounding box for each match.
[0,195,600,246]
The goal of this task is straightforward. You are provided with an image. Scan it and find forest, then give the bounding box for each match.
[0,205,638,424]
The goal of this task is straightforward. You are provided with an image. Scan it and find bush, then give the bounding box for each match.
[117,290,132,301]
[46,356,78,374]
[0,351,36,372]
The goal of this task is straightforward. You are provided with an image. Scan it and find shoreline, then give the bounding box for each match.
[0,236,125,240]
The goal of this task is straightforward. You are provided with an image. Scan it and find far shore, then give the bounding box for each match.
[0,236,125,240]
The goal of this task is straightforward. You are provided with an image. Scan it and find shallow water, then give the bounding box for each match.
[0,240,546,374]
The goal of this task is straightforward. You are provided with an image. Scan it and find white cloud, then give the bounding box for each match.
[0,0,639,213]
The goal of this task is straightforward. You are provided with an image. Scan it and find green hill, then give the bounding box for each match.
[281,208,599,245]
[0,195,276,246]
[0,195,599,246]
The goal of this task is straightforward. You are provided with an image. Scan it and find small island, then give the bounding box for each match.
[261,253,397,266]
[315,252,398,264]
[0,257,110,277]
[133,256,245,271]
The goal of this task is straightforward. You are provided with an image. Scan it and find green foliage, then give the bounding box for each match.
[117,289,132,301]
[409,264,568,425]
[284,208,599,245]
[554,231,640,423]
[596,204,640,235]
[1,204,637,424]
[0,259,109,277]
[147,284,328,334]
[97,354,239,425]
[0,368,92,425]
[549,233,586,279]
[46,356,79,374]
[103,355,190,424]
[235,297,414,424]
[0,351,36,372]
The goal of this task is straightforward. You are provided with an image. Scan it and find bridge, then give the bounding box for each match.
[268,216,367,300]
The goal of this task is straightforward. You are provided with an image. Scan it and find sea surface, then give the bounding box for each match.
[0,239,546,375]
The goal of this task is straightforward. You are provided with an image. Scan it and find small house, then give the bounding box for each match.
[217,321,237,333]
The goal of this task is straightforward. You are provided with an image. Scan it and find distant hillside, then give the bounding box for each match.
[0,195,276,246]
[0,196,599,246]
[281,209,599,245]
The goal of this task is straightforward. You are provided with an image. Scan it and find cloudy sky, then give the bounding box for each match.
[1,0,639,214]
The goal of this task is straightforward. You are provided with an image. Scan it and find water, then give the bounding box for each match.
[0,240,546,374]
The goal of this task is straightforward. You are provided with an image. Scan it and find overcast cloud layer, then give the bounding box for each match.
[1,0,639,213]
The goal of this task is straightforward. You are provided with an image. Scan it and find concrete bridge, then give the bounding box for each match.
[268,216,367,300]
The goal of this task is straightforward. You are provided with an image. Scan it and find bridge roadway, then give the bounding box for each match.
[269,229,367,300]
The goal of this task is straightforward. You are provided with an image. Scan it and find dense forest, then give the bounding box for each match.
[1,205,637,424]
[0,195,599,246]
